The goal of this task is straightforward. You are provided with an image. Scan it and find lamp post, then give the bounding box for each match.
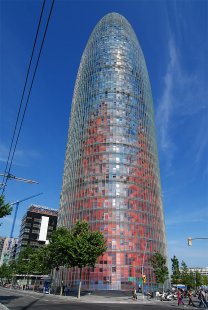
[188,237,208,290]
[195,271,197,291]
[141,239,152,300]
[22,258,30,289]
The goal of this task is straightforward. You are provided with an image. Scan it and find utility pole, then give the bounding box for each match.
[141,239,152,299]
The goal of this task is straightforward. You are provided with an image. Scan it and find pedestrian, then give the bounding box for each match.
[205,290,208,307]
[177,289,184,306]
[188,289,195,307]
[65,284,70,296]
[198,289,207,308]
[132,287,137,300]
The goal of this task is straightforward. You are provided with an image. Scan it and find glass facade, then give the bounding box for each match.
[58,12,167,290]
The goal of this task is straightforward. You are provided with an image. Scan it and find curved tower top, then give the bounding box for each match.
[58,12,167,291]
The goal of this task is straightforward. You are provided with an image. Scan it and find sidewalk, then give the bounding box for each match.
[64,291,157,304]
[0,287,160,305]
[0,287,200,308]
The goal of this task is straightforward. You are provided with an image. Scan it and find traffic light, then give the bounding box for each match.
[142,275,146,283]
[188,237,192,246]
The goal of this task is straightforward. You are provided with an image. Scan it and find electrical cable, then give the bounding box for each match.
[1,0,55,195]
[1,0,46,192]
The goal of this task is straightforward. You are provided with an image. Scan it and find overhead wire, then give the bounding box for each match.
[1,0,46,191]
[1,0,55,195]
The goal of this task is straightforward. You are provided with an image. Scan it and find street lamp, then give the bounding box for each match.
[22,258,30,289]
[187,237,208,291]
[141,239,152,299]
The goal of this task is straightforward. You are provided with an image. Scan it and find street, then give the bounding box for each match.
[0,287,191,310]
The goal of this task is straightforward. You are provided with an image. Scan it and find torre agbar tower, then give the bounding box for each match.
[58,13,167,290]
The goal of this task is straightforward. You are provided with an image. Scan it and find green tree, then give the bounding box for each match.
[149,252,169,291]
[180,260,189,286]
[47,227,74,295]
[7,246,53,289]
[29,246,51,275]
[9,259,18,274]
[14,246,53,288]
[8,259,18,287]
[47,227,72,268]
[48,221,107,299]
[0,263,13,285]
[171,255,181,285]
[195,271,202,288]
[68,221,107,298]
[16,247,36,276]
[0,195,12,224]
[202,275,208,286]
[187,271,196,288]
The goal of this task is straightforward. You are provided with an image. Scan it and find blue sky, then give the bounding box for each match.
[0,0,207,269]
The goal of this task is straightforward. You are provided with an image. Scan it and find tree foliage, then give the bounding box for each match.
[28,246,52,275]
[0,221,107,298]
[180,260,189,285]
[16,247,36,275]
[48,221,107,298]
[47,227,72,268]
[202,275,208,286]
[149,252,169,290]
[68,221,107,269]
[0,195,12,223]
[187,271,196,288]
[0,263,13,284]
[195,271,203,288]
[170,258,205,288]
[0,246,52,286]
[171,255,181,284]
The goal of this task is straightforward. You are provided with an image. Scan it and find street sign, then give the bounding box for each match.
[128,277,136,282]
